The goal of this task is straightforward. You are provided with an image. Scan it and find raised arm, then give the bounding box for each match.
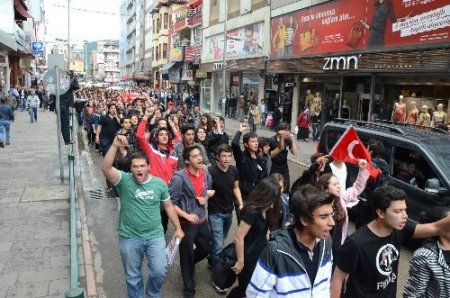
[341,159,369,204]
[101,135,127,184]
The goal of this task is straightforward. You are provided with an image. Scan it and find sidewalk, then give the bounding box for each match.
[0,110,78,298]
[222,116,317,166]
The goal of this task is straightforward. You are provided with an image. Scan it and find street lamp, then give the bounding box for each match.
[222,0,227,114]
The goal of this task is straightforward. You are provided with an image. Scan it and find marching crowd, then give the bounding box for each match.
[2,83,450,298]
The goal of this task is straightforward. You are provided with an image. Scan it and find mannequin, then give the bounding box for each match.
[311,92,322,113]
[305,89,314,109]
[431,103,448,128]
[342,100,351,119]
[405,101,418,124]
[391,95,406,123]
[416,105,431,127]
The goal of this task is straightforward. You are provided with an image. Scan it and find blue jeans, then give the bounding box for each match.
[118,236,168,298]
[29,107,37,122]
[312,123,321,141]
[208,212,233,268]
[20,98,26,111]
[0,120,11,143]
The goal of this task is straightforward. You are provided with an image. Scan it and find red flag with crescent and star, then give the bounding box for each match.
[329,126,381,179]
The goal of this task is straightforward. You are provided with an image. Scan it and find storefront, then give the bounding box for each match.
[0,52,9,95]
[269,0,450,128]
[201,20,269,114]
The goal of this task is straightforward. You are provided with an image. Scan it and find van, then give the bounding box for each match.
[318,119,450,221]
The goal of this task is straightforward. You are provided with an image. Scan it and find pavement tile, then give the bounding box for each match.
[34,229,69,240]
[5,281,49,298]
[0,273,18,289]
[49,256,69,268]
[17,268,70,285]
[3,250,47,273]
[0,242,13,252]
[43,246,70,258]
[48,279,69,296]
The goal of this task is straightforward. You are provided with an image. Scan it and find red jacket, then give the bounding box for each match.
[136,119,178,184]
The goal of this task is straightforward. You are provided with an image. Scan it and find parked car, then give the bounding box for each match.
[318,119,450,221]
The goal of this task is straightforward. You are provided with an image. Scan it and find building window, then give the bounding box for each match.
[163,43,167,59]
[153,19,156,33]
[251,0,266,10]
[164,13,169,29]
[228,0,240,17]
[209,0,219,25]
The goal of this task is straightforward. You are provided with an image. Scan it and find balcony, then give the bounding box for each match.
[187,10,202,27]
[15,23,28,52]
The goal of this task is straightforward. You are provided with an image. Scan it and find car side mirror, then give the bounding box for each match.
[424,178,442,194]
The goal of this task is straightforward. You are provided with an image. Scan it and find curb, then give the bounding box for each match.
[75,129,99,298]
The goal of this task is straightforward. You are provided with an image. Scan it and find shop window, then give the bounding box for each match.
[164,13,169,29]
[393,147,439,190]
[163,43,167,59]
[227,0,240,18]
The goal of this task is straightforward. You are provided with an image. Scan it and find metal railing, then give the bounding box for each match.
[65,111,85,298]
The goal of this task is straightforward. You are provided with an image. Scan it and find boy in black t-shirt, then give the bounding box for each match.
[207,144,243,272]
[330,185,450,298]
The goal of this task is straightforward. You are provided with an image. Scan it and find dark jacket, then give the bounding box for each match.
[60,77,80,108]
[206,130,229,162]
[232,131,267,199]
[169,169,212,223]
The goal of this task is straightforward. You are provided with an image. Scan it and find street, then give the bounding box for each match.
[75,117,411,298]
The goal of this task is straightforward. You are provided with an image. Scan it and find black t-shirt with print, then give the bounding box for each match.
[99,115,121,141]
[337,220,416,298]
[207,164,239,214]
[241,208,269,261]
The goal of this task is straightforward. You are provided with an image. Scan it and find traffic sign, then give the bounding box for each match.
[43,69,70,94]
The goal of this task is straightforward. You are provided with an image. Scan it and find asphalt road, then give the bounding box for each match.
[76,128,411,298]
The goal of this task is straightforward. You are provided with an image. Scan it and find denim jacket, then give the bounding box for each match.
[169,169,212,223]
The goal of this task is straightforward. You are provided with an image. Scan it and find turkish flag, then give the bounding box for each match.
[329,127,381,179]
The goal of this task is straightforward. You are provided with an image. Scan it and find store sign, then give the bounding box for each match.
[32,41,44,55]
[170,47,183,62]
[182,69,193,81]
[323,55,359,71]
[271,0,450,58]
[213,62,224,70]
[195,71,207,79]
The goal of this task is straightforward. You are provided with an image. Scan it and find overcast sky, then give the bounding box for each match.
[44,0,122,42]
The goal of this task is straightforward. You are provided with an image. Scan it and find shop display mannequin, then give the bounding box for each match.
[305,89,314,109]
[431,103,448,128]
[311,92,322,113]
[391,95,406,123]
[405,101,418,124]
[342,99,351,119]
[416,105,431,127]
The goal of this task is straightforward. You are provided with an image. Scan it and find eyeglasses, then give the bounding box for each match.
[312,212,335,220]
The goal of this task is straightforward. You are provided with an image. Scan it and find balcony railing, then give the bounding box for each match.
[184,45,201,62]
[187,11,201,27]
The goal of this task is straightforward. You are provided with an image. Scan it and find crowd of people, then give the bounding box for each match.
[2,81,450,298]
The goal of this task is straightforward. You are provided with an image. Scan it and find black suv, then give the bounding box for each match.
[318,119,450,221]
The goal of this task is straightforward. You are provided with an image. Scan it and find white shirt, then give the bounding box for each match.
[330,162,347,195]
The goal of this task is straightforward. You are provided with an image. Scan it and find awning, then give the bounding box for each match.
[187,0,202,8]
[14,0,33,20]
[160,62,177,74]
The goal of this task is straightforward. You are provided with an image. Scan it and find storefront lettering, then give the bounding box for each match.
[213,62,224,70]
[323,55,359,71]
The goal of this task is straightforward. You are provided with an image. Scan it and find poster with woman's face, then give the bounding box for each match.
[270,0,450,58]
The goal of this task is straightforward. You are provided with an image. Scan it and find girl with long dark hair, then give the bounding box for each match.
[227,178,281,298]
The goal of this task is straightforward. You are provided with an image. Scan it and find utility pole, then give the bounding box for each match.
[222,0,227,114]
[67,0,71,70]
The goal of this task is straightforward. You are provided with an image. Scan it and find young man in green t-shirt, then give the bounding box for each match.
[102,135,184,298]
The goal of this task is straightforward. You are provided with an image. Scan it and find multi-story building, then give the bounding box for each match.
[119,0,129,80]
[0,0,40,92]
[124,0,137,80]
[200,0,270,114]
[151,0,186,90]
[268,0,450,129]
[89,40,120,83]
[143,0,154,84]
[165,0,203,93]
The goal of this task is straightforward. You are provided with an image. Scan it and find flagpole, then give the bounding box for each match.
[328,125,352,156]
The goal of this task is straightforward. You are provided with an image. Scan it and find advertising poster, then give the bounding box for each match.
[170,47,183,62]
[203,22,265,62]
[271,0,450,58]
